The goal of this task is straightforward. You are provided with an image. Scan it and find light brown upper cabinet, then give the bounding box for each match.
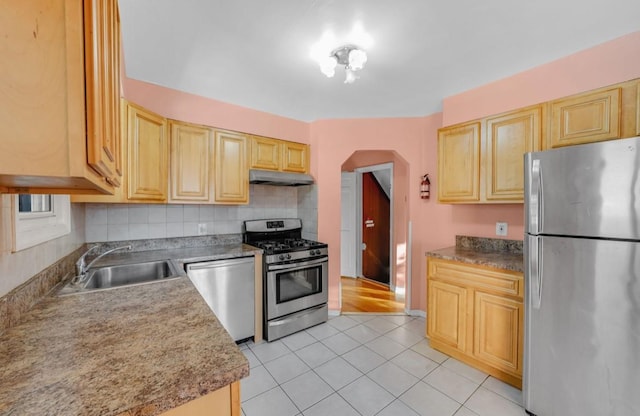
[250,136,281,171]
[439,107,543,204]
[127,103,168,202]
[282,141,309,173]
[485,106,542,201]
[249,135,310,174]
[437,78,640,204]
[0,0,121,194]
[549,87,621,148]
[169,121,213,203]
[214,130,249,204]
[437,122,481,203]
[84,0,122,186]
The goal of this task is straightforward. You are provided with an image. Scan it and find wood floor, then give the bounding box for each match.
[341,276,405,313]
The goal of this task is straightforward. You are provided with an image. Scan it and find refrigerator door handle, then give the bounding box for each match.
[529,236,543,309]
[530,159,543,234]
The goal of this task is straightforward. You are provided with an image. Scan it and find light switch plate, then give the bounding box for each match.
[198,223,207,235]
[496,222,508,236]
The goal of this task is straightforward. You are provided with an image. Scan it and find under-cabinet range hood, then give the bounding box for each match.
[249,169,314,186]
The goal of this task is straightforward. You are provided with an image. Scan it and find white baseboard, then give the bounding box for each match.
[407,309,426,318]
[328,309,341,317]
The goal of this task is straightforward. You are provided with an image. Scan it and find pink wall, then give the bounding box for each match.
[122,78,310,144]
[310,118,429,311]
[443,31,640,126]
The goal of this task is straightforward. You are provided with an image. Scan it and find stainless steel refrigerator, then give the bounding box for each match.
[524,136,640,416]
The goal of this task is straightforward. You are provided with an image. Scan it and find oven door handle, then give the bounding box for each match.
[268,256,328,271]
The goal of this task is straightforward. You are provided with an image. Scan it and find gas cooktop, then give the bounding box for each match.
[252,238,327,255]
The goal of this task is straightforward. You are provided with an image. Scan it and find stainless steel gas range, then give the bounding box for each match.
[243,219,328,341]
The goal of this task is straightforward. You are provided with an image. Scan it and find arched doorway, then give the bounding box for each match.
[339,150,410,313]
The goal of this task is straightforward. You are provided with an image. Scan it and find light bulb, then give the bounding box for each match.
[348,49,367,71]
[344,68,358,84]
[319,56,337,78]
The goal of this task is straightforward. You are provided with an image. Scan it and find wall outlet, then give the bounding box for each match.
[198,223,207,235]
[496,222,508,236]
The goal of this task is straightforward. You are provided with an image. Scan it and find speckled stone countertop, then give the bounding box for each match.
[426,236,524,273]
[0,244,260,416]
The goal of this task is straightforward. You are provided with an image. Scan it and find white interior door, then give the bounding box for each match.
[340,172,357,277]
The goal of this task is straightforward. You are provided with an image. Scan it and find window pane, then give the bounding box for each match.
[18,194,52,213]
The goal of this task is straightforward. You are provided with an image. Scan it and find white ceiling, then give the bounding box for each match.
[119,0,640,122]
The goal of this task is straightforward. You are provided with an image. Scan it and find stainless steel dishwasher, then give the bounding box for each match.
[185,257,254,342]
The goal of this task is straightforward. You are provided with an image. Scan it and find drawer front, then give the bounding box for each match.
[428,258,522,298]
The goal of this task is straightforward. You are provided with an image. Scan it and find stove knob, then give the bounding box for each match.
[286,254,292,260]
[311,249,318,255]
[278,254,285,261]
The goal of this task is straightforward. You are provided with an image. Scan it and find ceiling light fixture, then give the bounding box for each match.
[318,44,368,84]
[310,22,373,85]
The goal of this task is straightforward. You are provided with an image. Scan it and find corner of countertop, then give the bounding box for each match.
[426,235,524,273]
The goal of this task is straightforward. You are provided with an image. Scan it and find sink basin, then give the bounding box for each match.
[58,260,182,295]
[83,260,180,289]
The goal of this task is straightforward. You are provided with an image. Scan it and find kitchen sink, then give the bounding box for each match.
[58,260,183,295]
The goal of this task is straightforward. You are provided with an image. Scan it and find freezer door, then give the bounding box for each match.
[525,136,640,239]
[524,235,640,416]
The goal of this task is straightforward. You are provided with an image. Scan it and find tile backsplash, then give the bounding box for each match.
[84,184,318,243]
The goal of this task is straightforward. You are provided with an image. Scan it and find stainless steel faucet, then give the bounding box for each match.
[74,244,132,283]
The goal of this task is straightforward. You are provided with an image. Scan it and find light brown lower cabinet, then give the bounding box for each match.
[427,257,523,388]
[160,381,240,416]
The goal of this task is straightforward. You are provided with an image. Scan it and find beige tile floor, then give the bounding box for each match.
[239,314,526,416]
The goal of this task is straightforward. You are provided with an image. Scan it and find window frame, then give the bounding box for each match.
[12,195,71,252]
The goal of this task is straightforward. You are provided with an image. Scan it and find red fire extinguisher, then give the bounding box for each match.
[421,174,431,199]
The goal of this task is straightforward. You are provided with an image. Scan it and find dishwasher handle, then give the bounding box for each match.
[186,257,253,271]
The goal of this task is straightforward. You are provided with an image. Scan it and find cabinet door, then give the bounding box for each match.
[169,121,212,203]
[214,130,248,204]
[485,106,542,201]
[473,291,522,376]
[127,104,168,201]
[84,0,122,186]
[70,99,128,203]
[250,136,281,171]
[437,122,481,202]
[281,142,309,173]
[0,0,112,194]
[636,82,640,136]
[549,87,621,148]
[160,381,239,416]
[427,280,467,351]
